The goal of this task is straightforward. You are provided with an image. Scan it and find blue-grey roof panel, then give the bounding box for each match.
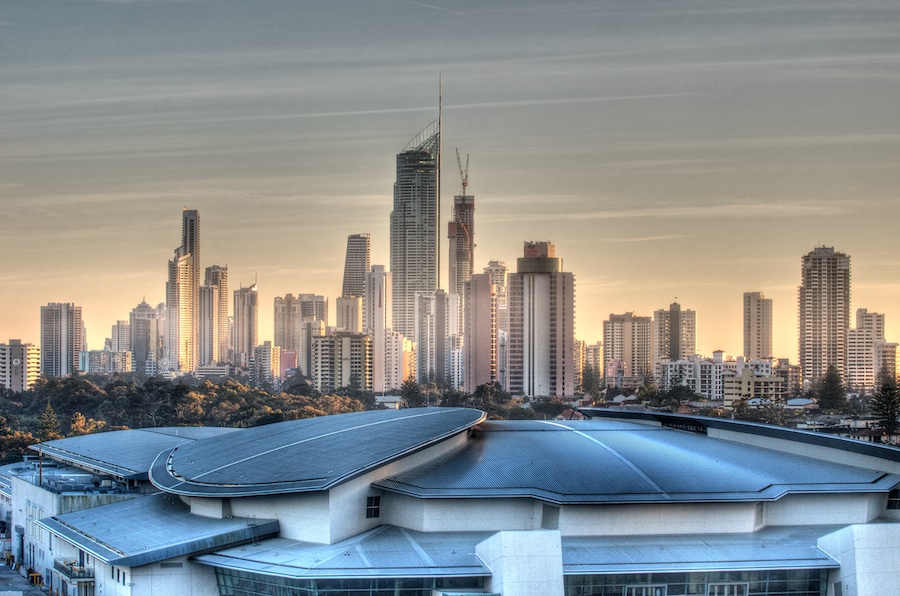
[562,525,841,573]
[375,419,897,503]
[31,427,239,479]
[37,492,278,567]
[196,526,492,579]
[149,409,485,497]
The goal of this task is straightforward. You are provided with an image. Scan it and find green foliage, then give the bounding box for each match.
[400,377,424,408]
[871,370,900,436]
[816,365,848,413]
[38,403,62,441]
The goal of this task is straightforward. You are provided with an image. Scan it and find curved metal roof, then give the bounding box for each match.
[29,427,239,480]
[374,419,898,504]
[149,408,485,497]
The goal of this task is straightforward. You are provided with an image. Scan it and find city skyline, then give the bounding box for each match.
[3,0,900,361]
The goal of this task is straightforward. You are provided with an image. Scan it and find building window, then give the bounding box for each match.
[366,496,381,519]
[888,489,900,509]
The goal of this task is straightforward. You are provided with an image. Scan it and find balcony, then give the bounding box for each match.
[54,558,94,582]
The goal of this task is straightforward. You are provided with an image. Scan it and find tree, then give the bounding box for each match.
[816,365,847,413]
[400,377,424,408]
[69,412,106,436]
[38,403,62,441]
[871,370,900,436]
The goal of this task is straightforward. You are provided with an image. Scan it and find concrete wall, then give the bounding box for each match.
[560,502,759,536]
[764,493,882,526]
[227,429,469,544]
[707,427,900,475]
[818,523,900,596]
[476,530,563,596]
[229,491,329,543]
[130,556,218,596]
[384,494,536,533]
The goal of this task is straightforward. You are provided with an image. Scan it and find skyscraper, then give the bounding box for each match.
[507,241,575,397]
[110,320,130,353]
[364,265,392,393]
[463,273,497,392]
[448,191,475,299]
[130,299,160,376]
[341,233,370,299]
[390,121,439,339]
[166,209,200,373]
[743,292,773,361]
[798,246,850,383]
[603,312,652,385]
[198,285,220,366]
[40,302,85,377]
[233,283,258,370]
[205,265,229,364]
[0,340,40,392]
[652,302,696,364]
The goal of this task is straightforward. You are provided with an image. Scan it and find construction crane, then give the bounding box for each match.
[456,148,469,198]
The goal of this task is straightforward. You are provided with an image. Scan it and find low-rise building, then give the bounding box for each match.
[6,409,900,596]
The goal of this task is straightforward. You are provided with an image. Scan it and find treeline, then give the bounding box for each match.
[0,374,376,463]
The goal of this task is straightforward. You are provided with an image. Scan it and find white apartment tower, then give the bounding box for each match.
[40,302,85,377]
[798,246,850,383]
[507,241,575,398]
[743,292,773,361]
[414,290,459,386]
[364,265,392,393]
[603,312,652,384]
[390,122,439,339]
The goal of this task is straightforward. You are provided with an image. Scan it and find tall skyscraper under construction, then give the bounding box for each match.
[390,121,440,339]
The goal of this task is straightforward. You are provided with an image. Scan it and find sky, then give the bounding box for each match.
[2,0,900,361]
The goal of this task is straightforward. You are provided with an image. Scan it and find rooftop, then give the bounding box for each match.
[375,419,899,504]
[149,409,485,497]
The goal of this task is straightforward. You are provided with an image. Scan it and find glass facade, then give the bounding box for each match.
[564,569,827,596]
[214,569,485,596]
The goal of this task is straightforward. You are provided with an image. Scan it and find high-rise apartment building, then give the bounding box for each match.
[390,121,439,339]
[312,332,372,393]
[798,246,850,383]
[110,320,130,353]
[414,290,459,386]
[198,285,220,366]
[40,302,85,377]
[233,283,258,370]
[166,209,200,373]
[274,294,302,356]
[384,330,416,391]
[130,300,160,376]
[364,265,392,393]
[652,302,696,364]
[743,292,773,361]
[603,312,652,385]
[448,195,475,298]
[507,241,575,397]
[336,297,362,333]
[483,260,509,388]
[204,265,229,364]
[847,308,891,390]
[251,341,281,387]
[341,233,370,299]
[463,273,497,392]
[0,340,40,392]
